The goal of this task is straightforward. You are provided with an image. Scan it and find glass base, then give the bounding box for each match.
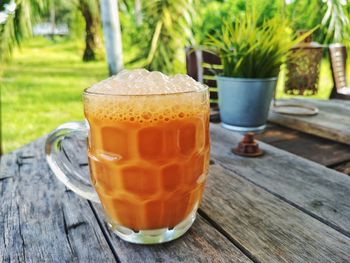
[221,122,266,133]
[107,210,197,244]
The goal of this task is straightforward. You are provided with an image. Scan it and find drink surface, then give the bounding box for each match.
[84,69,210,230]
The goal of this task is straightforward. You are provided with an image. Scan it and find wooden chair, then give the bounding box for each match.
[328,44,350,99]
[185,47,222,121]
[185,47,221,106]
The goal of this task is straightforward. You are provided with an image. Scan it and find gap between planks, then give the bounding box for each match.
[211,123,350,239]
[213,160,350,239]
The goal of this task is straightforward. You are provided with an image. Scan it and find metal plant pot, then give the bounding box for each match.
[216,76,277,133]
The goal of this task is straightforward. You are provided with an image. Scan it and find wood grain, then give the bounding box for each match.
[91,204,252,263]
[61,135,253,262]
[61,135,90,181]
[0,139,117,263]
[211,124,350,237]
[1,136,253,263]
[3,122,350,262]
[256,124,350,167]
[333,160,350,175]
[269,99,350,145]
[64,134,253,263]
[72,124,350,262]
[305,98,350,113]
[201,163,350,263]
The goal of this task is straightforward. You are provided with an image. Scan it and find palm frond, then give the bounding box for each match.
[321,0,350,43]
[0,0,47,62]
[133,0,194,73]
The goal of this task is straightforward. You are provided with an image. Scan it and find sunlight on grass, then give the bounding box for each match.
[1,37,108,153]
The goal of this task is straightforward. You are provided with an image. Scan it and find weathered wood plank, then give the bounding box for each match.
[0,139,117,263]
[257,124,350,167]
[92,204,252,263]
[269,99,350,145]
[302,99,350,113]
[211,124,350,236]
[6,124,349,262]
[72,126,350,262]
[200,163,350,263]
[62,132,88,164]
[1,137,254,263]
[66,136,253,262]
[62,126,254,262]
[256,124,301,144]
[333,160,350,175]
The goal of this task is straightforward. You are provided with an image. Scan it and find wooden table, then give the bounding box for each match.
[257,123,350,175]
[258,99,350,175]
[2,123,350,262]
[210,99,350,175]
[269,99,350,146]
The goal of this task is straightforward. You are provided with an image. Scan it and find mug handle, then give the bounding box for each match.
[45,121,100,203]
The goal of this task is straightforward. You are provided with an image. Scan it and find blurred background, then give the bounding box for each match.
[1,0,350,153]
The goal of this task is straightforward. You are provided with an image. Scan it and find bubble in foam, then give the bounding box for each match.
[87,68,205,95]
[147,71,169,82]
[119,68,149,82]
[133,68,149,82]
[84,69,209,124]
[116,69,131,80]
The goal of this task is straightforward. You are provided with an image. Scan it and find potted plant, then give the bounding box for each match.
[208,11,309,132]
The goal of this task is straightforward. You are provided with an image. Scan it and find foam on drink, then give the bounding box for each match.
[87,69,205,95]
[84,69,208,124]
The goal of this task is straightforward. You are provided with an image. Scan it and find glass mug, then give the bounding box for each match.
[45,80,210,244]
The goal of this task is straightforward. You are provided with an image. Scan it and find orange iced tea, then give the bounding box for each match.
[84,79,209,231]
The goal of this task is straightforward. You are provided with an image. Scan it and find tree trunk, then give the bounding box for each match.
[100,0,123,75]
[79,0,101,61]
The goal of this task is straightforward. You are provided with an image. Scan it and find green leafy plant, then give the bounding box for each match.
[207,9,314,78]
[0,0,47,62]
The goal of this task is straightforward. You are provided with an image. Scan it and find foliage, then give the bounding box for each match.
[286,0,350,44]
[39,0,76,25]
[191,1,225,45]
[1,37,107,153]
[38,0,85,40]
[2,0,349,75]
[118,0,141,63]
[0,0,46,62]
[193,0,350,46]
[207,9,312,78]
[2,37,338,152]
[131,0,194,73]
[285,0,322,37]
[320,0,350,43]
[192,0,285,45]
[0,0,102,63]
[68,6,85,40]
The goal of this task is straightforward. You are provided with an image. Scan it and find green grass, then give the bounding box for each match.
[1,37,347,153]
[1,37,108,153]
